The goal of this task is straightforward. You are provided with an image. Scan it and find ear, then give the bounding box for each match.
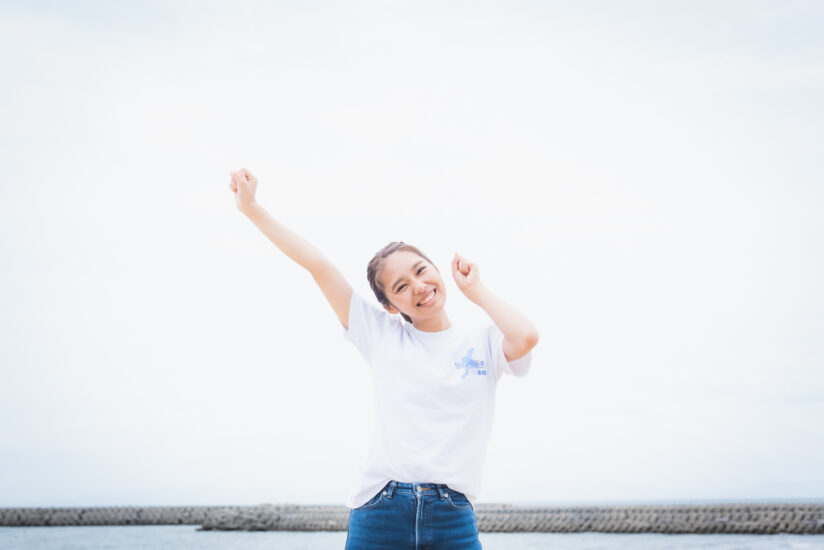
[383,303,399,315]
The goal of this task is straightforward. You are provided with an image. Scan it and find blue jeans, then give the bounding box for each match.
[345,480,482,549]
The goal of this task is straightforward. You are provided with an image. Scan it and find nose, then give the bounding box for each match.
[413,280,428,294]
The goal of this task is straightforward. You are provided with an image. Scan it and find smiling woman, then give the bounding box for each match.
[366,242,444,325]
[230,168,538,549]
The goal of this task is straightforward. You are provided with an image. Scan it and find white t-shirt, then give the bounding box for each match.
[343,291,532,509]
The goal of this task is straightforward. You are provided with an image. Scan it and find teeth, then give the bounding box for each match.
[419,289,435,306]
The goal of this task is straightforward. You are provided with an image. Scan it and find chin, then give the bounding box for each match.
[420,300,446,318]
[409,287,447,318]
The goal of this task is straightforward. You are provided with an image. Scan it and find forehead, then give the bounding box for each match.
[380,250,428,287]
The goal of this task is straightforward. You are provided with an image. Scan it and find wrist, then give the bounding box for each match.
[464,283,490,305]
[237,200,260,216]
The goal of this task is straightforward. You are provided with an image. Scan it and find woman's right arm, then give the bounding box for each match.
[229,169,352,329]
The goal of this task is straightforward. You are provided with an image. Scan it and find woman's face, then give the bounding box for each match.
[379,250,446,322]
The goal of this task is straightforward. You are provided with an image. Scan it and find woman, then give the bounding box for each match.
[229,168,538,549]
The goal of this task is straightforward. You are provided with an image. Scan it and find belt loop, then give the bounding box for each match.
[386,481,397,498]
[437,484,447,500]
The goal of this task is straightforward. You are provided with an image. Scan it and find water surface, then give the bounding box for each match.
[1,526,822,549]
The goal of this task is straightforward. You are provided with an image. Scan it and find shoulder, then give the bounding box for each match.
[347,292,403,335]
[343,292,405,364]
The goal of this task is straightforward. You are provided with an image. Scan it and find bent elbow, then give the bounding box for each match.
[524,330,539,351]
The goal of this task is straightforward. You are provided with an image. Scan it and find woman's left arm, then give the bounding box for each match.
[452,253,539,361]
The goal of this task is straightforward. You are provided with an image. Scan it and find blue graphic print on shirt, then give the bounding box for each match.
[454,348,487,379]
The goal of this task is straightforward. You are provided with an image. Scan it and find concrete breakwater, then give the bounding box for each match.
[0,506,230,527]
[2,503,823,534]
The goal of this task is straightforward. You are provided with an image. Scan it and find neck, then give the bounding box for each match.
[411,311,452,332]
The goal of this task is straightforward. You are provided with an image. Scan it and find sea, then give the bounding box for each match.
[1,526,823,550]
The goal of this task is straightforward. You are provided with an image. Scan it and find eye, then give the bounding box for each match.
[417,266,426,275]
[397,284,407,293]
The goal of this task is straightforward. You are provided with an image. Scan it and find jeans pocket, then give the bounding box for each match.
[445,489,473,511]
[355,487,388,510]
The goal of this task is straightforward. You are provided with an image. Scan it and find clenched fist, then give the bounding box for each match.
[228,168,258,211]
[452,253,485,302]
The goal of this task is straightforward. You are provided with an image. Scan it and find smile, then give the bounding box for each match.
[418,289,436,307]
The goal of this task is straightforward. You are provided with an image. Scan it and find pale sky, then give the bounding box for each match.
[1,1,822,507]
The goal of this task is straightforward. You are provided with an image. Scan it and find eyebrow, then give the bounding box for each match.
[391,261,424,293]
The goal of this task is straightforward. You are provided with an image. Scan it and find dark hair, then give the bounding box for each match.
[367,242,437,323]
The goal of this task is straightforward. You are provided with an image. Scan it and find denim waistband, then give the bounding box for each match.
[382,480,453,499]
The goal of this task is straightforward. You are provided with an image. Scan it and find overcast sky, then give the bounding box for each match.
[1,0,822,507]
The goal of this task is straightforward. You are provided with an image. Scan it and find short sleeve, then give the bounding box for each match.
[343,292,402,364]
[487,325,532,380]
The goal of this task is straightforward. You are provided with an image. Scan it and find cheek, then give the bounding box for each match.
[395,290,411,305]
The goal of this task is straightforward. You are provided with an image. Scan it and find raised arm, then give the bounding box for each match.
[229,169,352,328]
[452,253,539,361]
